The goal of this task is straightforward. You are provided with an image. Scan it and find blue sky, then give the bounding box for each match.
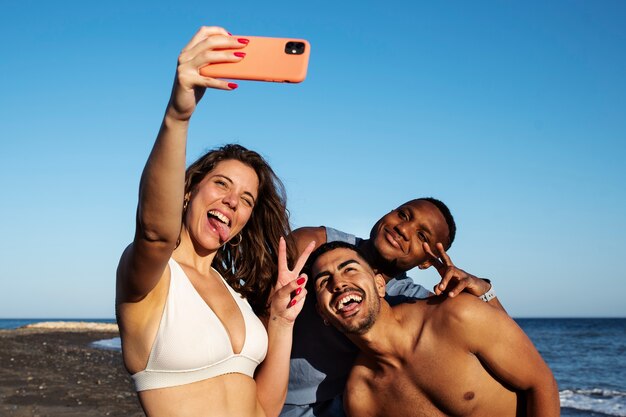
[1,1,625,318]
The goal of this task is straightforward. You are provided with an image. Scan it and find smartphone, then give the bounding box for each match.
[199,36,311,83]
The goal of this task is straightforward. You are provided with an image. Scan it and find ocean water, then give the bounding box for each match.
[516,318,626,417]
[2,318,624,416]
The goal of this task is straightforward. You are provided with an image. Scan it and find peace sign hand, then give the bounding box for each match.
[268,237,316,325]
[423,242,491,298]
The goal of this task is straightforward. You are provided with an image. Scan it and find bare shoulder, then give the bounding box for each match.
[116,244,171,325]
[116,236,174,303]
[291,226,327,254]
[429,293,520,354]
[432,293,499,329]
[392,299,429,327]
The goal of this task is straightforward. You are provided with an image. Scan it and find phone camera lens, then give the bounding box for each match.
[284,41,305,55]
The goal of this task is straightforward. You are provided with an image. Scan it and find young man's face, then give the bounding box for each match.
[313,248,386,335]
[369,199,450,271]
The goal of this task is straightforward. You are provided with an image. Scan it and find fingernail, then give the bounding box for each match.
[295,287,302,296]
[228,83,238,90]
[238,38,249,44]
[289,299,297,307]
[296,277,306,285]
[234,52,246,58]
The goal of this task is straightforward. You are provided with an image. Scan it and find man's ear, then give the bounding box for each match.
[374,274,386,298]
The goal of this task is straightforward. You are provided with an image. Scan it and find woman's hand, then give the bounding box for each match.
[424,242,491,298]
[167,26,248,121]
[268,237,316,325]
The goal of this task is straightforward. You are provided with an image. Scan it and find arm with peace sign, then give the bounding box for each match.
[423,242,506,312]
[255,237,316,417]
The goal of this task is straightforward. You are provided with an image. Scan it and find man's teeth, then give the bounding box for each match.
[208,210,230,226]
[336,294,363,311]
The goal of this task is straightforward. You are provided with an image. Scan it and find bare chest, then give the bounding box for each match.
[346,349,518,417]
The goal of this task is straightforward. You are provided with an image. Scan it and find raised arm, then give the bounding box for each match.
[116,26,246,301]
[452,295,560,417]
[255,237,315,417]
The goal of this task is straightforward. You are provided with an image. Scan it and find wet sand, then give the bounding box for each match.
[0,325,143,417]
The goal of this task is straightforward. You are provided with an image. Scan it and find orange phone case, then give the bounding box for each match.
[199,36,311,83]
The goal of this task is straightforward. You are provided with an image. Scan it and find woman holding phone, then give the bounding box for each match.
[116,26,314,417]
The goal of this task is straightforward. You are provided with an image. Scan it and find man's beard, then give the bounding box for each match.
[336,296,380,335]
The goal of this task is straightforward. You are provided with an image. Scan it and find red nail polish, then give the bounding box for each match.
[289,299,297,307]
[296,277,306,285]
[238,38,249,44]
[228,83,238,90]
[234,52,246,58]
[295,287,302,296]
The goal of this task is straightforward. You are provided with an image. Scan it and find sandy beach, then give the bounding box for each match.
[0,323,143,417]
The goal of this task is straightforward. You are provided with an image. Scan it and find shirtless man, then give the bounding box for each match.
[310,240,560,417]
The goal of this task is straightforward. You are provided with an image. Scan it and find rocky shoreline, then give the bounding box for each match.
[0,326,143,417]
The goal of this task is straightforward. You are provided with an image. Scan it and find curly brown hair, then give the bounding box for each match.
[183,144,296,316]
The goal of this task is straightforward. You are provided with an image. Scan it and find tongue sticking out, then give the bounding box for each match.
[338,299,361,314]
[208,217,231,242]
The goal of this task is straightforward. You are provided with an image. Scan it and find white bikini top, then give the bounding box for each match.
[131,258,268,391]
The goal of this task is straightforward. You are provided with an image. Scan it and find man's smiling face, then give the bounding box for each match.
[369,199,450,271]
[313,247,386,335]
